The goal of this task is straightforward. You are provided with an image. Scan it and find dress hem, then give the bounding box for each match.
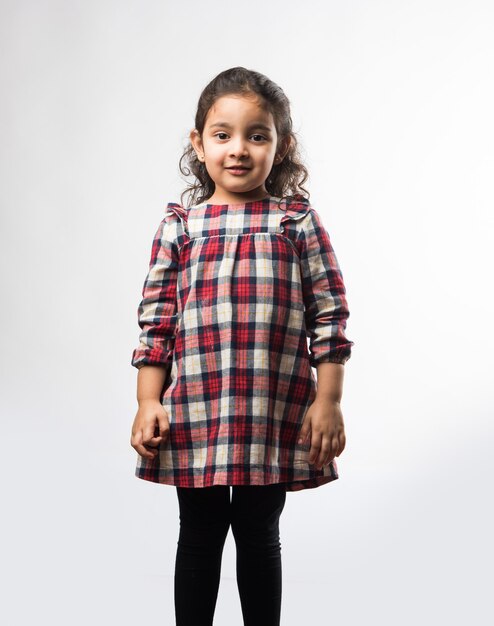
[134,464,339,492]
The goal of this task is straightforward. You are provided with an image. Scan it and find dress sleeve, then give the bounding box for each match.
[131,216,179,370]
[298,208,354,366]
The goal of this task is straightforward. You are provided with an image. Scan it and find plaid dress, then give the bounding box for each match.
[131,194,354,492]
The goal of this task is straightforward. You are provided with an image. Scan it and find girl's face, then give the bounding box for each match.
[190,93,289,204]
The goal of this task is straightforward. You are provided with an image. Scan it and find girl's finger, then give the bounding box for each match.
[332,433,342,458]
[297,417,311,444]
[143,443,160,457]
[144,435,162,447]
[134,441,157,459]
[316,438,332,469]
[142,420,157,444]
[309,432,322,465]
[130,428,142,448]
[131,430,158,459]
[157,411,171,439]
[337,430,346,455]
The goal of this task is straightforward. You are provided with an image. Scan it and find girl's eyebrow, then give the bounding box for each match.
[209,121,273,132]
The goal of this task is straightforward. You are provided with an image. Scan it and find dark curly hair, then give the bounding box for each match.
[179,66,310,207]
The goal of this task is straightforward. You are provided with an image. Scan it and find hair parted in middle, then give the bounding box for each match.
[179,66,310,207]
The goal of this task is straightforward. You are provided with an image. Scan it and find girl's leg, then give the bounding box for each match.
[230,483,287,626]
[174,485,231,626]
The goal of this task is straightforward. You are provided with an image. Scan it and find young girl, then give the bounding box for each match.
[130,66,354,626]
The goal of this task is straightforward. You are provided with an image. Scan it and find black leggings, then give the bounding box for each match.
[174,483,287,626]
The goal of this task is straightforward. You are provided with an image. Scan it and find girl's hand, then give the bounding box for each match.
[297,398,346,469]
[130,400,170,460]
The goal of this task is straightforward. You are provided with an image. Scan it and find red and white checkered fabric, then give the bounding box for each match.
[131,195,354,491]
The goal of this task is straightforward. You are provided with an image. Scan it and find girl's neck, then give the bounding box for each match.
[199,196,272,207]
[205,187,271,206]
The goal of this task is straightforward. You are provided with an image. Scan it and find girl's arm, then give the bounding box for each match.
[314,361,344,403]
[298,207,354,366]
[298,361,347,469]
[130,364,171,460]
[131,215,179,372]
[136,364,169,404]
[297,207,353,468]
[130,215,180,458]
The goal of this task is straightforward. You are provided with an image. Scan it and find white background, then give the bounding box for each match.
[1,1,493,624]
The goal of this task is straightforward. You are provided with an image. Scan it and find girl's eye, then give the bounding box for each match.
[213,132,266,142]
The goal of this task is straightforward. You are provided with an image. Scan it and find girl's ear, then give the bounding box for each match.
[275,135,292,164]
[190,129,205,161]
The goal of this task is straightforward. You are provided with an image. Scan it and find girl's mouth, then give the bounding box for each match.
[226,166,251,175]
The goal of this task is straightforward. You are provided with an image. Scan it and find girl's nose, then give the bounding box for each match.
[229,138,249,158]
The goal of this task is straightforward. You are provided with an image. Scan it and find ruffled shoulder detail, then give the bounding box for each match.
[164,202,188,222]
[278,194,312,226]
[164,202,190,238]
